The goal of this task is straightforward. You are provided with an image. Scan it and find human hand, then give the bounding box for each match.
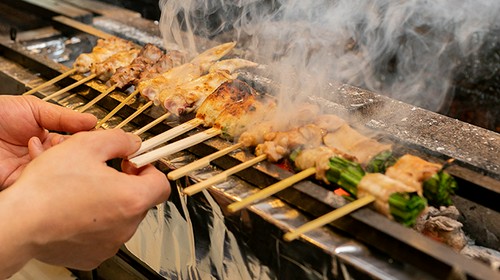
[0,129,170,276]
[0,95,97,188]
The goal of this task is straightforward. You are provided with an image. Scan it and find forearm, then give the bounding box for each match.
[0,187,37,278]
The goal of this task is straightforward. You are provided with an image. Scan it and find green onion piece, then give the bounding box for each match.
[325,157,365,196]
[423,171,458,207]
[288,148,302,164]
[389,192,427,227]
[366,150,396,173]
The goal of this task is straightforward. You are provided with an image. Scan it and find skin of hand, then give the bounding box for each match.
[0,95,97,189]
[0,129,171,278]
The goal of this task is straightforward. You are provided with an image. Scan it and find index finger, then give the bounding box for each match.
[25,96,97,133]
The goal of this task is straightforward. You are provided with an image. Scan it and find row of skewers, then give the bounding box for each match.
[23,35,458,243]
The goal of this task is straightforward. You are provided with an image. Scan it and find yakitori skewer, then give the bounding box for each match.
[129,90,275,168]
[95,42,242,129]
[116,58,257,130]
[281,154,457,241]
[77,43,168,113]
[167,103,322,180]
[180,112,358,196]
[132,78,258,156]
[42,38,138,101]
[184,109,392,198]
[22,16,122,96]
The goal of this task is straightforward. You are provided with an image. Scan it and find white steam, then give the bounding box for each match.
[159,0,500,112]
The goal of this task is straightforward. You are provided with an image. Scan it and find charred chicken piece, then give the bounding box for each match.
[323,124,392,164]
[160,58,258,115]
[196,79,257,127]
[213,95,277,140]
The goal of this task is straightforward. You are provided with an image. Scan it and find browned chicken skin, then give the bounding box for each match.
[196,79,257,127]
[73,37,136,73]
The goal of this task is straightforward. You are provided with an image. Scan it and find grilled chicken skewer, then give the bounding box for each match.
[24,37,134,96]
[129,92,276,169]
[134,79,257,156]
[181,113,366,196]
[168,103,322,180]
[115,58,257,130]
[128,60,258,149]
[78,43,175,113]
[92,50,184,128]
[282,154,449,241]
[40,37,137,101]
[95,42,243,129]
[226,118,392,211]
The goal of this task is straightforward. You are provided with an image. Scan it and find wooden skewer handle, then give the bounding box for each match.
[114,101,153,129]
[182,154,268,196]
[168,143,243,180]
[23,68,77,96]
[129,128,221,168]
[227,167,317,213]
[133,112,171,136]
[77,84,117,113]
[42,74,97,101]
[131,118,204,157]
[283,195,376,242]
[95,89,139,129]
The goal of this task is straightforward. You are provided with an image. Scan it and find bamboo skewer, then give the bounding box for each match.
[283,195,376,242]
[23,68,78,96]
[130,118,204,157]
[133,112,171,135]
[182,154,268,196]
[114,101,153,129]
[94,88,139,129]
[227,167,317,213]
[168,143,243,180]
[129,127,222,168]
[42,74,97,101]
[77,84,118,113]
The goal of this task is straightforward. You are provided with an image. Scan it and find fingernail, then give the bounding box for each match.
[126,132,142,144]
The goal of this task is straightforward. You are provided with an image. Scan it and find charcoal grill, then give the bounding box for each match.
[0,1,498,279]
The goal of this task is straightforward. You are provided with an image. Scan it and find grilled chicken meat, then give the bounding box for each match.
[294,146,355,183]
[91,49,140,81]
[213,95,277,140]
[73,37,136,73]
[138,63,204,101]
[107,43,164,88]
[385,154,442,195]
[358,173,418,217]
[161,58,258,115]
[238,103,321,148]
[255,124,326,162]
[323,124,392,164]
[196,79,257,127]
[139,51,184,81]
[138,42,237,102]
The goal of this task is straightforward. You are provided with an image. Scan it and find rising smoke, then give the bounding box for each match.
[158,0,500,112]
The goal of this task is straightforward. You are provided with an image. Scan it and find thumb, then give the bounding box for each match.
[68,129,142,161]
